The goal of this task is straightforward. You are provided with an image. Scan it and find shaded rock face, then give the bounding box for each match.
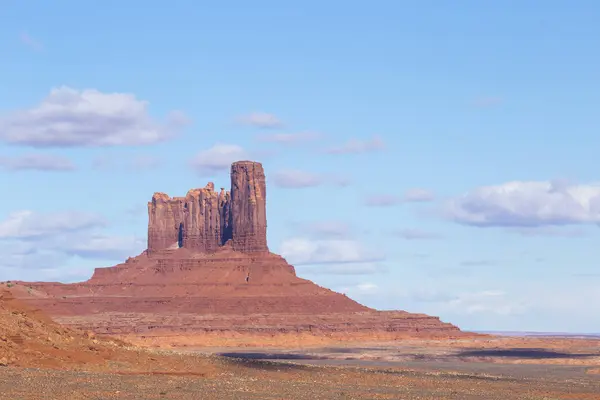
[10,159,467,346]
[230,161,268,253]
[147,161,268,254]
[13,249,464,343]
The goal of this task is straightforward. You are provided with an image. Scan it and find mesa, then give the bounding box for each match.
[11,161,465,348]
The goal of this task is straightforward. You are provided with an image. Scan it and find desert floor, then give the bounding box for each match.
[2,336,599,400]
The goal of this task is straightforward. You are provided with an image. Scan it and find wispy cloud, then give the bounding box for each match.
[272,169,350,188]
[365,188,435,206]
[0,153,75,171]
[506,226,587,238]
[20,32,43,51]
[237,112,283,129]
[255,132,320,144]
[189,144,250,175]
[279,237,385,270]
[296,220,352,238]
[92,154,162,171]
[459,260,495,267]
[394,229,443,240]
[473,96,502,108]
[445,180,600,227]
[326,135,384,154]
[0,86,187,147]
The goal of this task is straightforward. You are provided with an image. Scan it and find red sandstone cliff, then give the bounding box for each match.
[230,161,268,253]
[148,161,268,254]
[10,160,466,347]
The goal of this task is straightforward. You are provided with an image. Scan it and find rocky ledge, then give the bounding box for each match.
[11,161,468,347]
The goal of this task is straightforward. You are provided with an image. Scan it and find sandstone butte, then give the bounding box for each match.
[11,161,467,348]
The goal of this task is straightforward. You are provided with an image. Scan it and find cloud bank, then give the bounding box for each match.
[0,154,75,171]
[279,237,385,274]
[446,180,600,227]
[0,210,145,279]
[0,87,188,147]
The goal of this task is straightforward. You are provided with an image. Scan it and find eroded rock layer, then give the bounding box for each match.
[12,160,466,346]
[14,248,463,345]
[147,161,268,255]
[230,161,268,253]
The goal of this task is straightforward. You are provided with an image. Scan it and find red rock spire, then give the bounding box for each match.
[146,161,268,254]
[230,161,268,253]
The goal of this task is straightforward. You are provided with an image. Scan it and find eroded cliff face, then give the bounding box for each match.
[230,161,268,253]
[10,159,467,346]
[147,161,268,254]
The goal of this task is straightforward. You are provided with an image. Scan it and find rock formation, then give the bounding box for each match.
[230,161,268,253]
[10,160,468,347]
[147,161,267,254]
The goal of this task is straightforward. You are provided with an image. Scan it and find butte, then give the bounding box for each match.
[12,161,465,347]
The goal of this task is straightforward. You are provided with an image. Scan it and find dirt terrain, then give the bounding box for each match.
[199,336,600,366]
[2,288,600,399]
[0,288,221,374]
[3,355,600,400]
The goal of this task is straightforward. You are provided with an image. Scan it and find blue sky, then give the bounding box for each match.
[1,1,600,333]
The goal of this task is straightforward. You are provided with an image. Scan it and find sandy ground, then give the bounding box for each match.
[2,356,600,400]
[193,336,600,367]
[3,337,600,399]
[2,289,600,399]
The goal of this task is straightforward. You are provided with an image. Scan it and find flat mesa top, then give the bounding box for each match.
[232,160,263,167]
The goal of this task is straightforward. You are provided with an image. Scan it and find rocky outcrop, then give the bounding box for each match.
[10,159,469,346]
[230,161,268,253]
[13,246,465,346]
[147,161,268,254]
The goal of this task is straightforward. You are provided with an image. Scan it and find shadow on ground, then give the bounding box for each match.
[218,352,321,360]
[317,347,385,354]
[217,353,318,372]
[457,348,598,359]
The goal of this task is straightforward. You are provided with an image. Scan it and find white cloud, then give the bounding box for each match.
[0,210,105,239]
[394,229,442,240]
[459,260,495,267]
[0,241,66,270]
[0,86,187,147]
[473,96,502,107]
[190,144,249,174]
[0,251,68,273]
[279,237,384,266]
[299,220,351,238]
[365,195,402,207]
[272,170,349,188]
[255,132,320,144]
[393,288,527,317]
[62,235,146,260]
[20,32,43,51]
[302,262,386,275]
[0,153,75,171]
[272,170,322,188]
[130,155,162,170]
[92,154,162,170]
[365,188,435,207]
[506,226,587,237]
[237,112,283,129]
[444,290,528,316]
[337,282,380,295]
[446,180,600,227]
[0,210,147,280]
[403,188,435,202]
[326,135,384,154]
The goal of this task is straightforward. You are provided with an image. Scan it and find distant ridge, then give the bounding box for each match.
[476,331,600,339]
